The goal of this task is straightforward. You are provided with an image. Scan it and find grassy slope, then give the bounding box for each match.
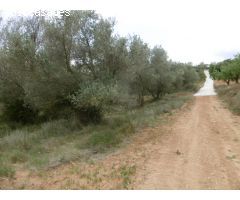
[215,82,240,115]
[0,92,194,178]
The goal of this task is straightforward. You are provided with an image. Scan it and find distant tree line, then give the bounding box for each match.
[0,10,202,124]
[209,55,240,85]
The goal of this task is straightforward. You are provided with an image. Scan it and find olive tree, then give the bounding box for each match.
[126,35,150,106]
[144,46,173,99]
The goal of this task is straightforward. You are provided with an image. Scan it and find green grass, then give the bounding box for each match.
[0,164,15,178]
[0,92,192,177]
[119,165,136,189]
[85,92,191,152]
[215,83,240,115]
[10,150,28,164]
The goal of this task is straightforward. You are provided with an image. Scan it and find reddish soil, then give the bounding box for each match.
[2,95,240,189]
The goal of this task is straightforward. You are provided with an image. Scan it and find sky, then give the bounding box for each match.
[1,0,240,65]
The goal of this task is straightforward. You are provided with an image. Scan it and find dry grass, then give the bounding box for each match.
[0,92,192,179]
[215,81,240,115]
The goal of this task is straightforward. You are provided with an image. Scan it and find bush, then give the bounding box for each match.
[182,67,199,90]
[196,69,206,81]
[70,81,116,123]
[23,71,80,121]
[2,99,38,124]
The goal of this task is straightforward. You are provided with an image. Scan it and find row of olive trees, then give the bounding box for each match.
[209,55,240,85]
[0,11,201,124]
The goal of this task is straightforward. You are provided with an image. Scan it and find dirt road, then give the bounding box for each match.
[135,96,240,189]
[2,94,240,189]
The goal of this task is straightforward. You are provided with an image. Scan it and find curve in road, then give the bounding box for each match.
[194,70,216,96]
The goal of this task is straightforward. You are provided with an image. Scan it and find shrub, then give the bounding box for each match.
[23,71,80,121]
[70,81,115,123]
[2,99,38,124]
[182,67,199,90]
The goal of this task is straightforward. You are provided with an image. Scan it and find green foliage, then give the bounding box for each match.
[2,99,38,124]
[87,119,134,151]
[126,35,151,106]
[182,66,199,90]
[0,11,200,124]
[10,151,28,164]
[70,81,116,123]
[0,11,211,182]
[0,92,191,172]
[209,55,240,85]
[142,46,172,100]
[196,68,206,82]
[120,165,136,189]
[170,62,200,92]
[0,123,11,138]
[0,164,15,178]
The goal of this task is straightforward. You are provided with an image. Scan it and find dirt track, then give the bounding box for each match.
[2,95,240,189]
[135,96,240,189]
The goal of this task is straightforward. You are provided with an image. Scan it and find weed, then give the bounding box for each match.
[10,151,28,163]
[216,84,240,115]
[119,165,136,189]
[0,123,11,138]
[0,92,191,171]
[226,155,237,160]
[28,156,49,169]
[87,130,122,151]
[0,165,15,178]
[69,165,80,175]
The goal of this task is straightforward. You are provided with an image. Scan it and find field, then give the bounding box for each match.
[0,92,192,187]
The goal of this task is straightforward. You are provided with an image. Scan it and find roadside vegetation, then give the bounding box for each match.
[209,55,240,85]
[215,83,240,115]
[0,10,204,179]
[0,93,193,178]
[209,55,240,115]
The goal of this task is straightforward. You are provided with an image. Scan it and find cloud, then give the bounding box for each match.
[97,0,240,64]
[1,0,240,64]
[215,50,239,61]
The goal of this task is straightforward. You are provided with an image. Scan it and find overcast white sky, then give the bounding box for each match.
[1,0,240,65]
